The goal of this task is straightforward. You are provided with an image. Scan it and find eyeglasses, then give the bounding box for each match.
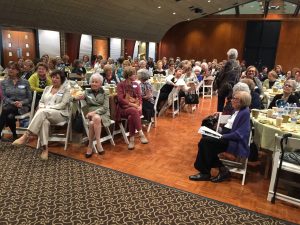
[284,84,292,88]
[248,70,256,73]
[232,97,240,101]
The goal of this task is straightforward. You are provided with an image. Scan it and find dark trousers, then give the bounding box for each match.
[142,100,154,122]
[0,105,19,137]
[194,136,229,174]
[217,95,226,112]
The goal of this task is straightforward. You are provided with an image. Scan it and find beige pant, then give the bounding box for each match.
[28,109,67,146]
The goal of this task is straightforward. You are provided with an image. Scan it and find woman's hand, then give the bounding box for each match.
[86,111,96,120]
[14,101,22,108]
[75,94,85,100]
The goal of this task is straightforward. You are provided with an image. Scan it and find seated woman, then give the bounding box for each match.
[28,62,52,106]
[71,59,86,80]
[0,62,32,141]
[240,78,262,109]
[79,73,111,157]
[21,59,35,80]
[153,60,166,76]
[268,80,299,108]
[189,91,251,182]
[138,69,154,123]
[13,70,71,160]
[157,67,183,113]
[263,70,278,89]
[116,66,148,150]
[102,64,119,85]
[242,66,263,95]
[222,82,250,115]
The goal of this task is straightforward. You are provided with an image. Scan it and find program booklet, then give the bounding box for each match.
[198,126,222,139]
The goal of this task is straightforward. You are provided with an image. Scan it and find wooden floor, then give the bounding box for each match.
[25,96,299,224]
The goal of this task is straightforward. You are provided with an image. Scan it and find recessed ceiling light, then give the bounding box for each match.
[158,6,161,9]
[208,0,211,2]
[218,8,222,11]
[173,12,176,15]
[187,18,190,21]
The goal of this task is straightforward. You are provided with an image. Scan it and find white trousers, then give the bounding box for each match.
[28,109,67,146]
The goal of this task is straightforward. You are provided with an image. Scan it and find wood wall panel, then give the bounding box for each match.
[275,21,300,70]
[124,40,136,59]
[2,29,36,66]
[65,33,81,64]
[159,20,247,62]
[93,37,108,60]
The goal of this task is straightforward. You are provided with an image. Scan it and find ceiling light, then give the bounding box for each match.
[208,0,211,2]
[187,18,190,21]
[158,6,161,9]
[218,8,222,11]
[173,12,176,15]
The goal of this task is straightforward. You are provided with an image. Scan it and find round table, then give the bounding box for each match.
[252,114,300,151]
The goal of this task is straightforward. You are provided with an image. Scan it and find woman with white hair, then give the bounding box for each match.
[268,79,299,108]
[78,73,111,157]
[138,69,155,123]
[214,48,241,112]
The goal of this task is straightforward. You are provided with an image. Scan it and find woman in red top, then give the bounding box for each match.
[117,66,149,150]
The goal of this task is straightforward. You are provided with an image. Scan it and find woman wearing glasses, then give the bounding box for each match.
[189,91,251,183]
[268,80,299,108]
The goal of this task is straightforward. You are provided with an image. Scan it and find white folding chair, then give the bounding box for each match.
[79,100,115,153]
[171,90,179,118]
[267,134,300,206]
[216,112,251,185]
[1,91,37,136]
[36,101,73,151]
[147,89,160,133]
[202,77,215,99]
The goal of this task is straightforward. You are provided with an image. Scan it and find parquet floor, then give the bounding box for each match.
[25,96,300,224]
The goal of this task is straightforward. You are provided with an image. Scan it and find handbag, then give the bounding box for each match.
[185,93,199,104]
[282,150,300,165]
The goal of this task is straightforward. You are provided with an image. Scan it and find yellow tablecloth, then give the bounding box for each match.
[252,114,300,150]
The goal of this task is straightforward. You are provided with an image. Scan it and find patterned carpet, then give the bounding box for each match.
[0,143,295,225]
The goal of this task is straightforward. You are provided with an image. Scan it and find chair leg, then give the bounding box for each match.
[105,126,115,146]
[242,172,246,185]
[147,121,152,133]
[36,137,41,149]
[119,122,129,144]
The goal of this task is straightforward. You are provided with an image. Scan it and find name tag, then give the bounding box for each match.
[132,85,137,88]
[57,92,63,97]
[18,85,25,89]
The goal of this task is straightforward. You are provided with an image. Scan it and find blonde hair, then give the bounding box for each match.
[234,91,251,108]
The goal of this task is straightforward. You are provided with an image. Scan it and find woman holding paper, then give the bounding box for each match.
[189,91,251,183]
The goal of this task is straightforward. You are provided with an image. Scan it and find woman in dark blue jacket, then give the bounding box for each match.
[190,91,251,183]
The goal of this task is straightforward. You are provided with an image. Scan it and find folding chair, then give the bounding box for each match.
[147,89,160,132]
[79,100,115,153]
[267,134,300,206]
[36,101,73,151]
[216,112,251,185]
[1,91,37,136]
[202,77,215,99]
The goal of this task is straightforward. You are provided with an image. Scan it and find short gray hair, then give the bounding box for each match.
[285,79,297,91]
[227,48,238,60]
[201,62,208,70]
[89,73,103,84]
[233,82,250,93]
[137,69,150,81]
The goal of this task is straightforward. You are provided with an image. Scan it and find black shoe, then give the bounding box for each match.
[189,173,211,181]
[85,152,93,158]
[211,171,231,183]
